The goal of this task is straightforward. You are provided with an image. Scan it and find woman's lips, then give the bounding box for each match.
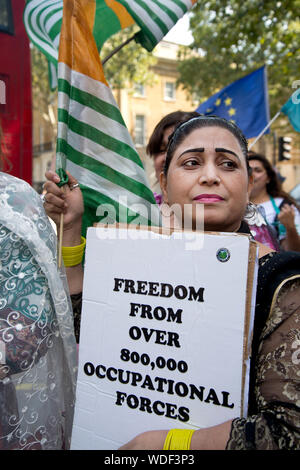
[193,194,224,203]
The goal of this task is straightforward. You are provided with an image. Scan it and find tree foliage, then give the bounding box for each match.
[101,26,157,91]
[177,0,300,121]
[31,45,56,112]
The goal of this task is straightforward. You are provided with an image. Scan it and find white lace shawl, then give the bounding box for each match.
[0,172,77,449]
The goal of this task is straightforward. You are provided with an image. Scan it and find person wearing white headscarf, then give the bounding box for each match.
[0,172,77,450]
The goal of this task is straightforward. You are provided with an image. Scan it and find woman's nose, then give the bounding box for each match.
[198,165,221,185]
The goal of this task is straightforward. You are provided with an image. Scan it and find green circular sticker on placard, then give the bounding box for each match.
[216,248,230,262]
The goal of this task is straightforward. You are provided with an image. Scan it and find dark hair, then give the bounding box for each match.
[164,115,249,175]
[146,110,200,157]
[248,152,300,209]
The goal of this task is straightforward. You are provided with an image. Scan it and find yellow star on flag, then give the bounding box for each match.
[228,108,236,116]
[215,98,221,106]
[225,97,232,106]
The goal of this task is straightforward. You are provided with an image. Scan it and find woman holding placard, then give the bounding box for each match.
[43,115,300,450]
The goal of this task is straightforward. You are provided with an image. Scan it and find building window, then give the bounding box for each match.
[0,78,6,106]
[0,0,14,34]
[164,81,176,101]
[134,83,146,97]
[0,74,9,114]
[134,115,146,147]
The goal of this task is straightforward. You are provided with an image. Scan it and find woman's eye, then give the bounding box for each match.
[183,159,199,167]
[221,160,237,169]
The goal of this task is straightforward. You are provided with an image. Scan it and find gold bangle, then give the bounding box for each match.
[61,236,86,267]
[163,429,195,450]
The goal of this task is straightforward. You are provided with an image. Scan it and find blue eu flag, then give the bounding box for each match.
[196,66,270,139]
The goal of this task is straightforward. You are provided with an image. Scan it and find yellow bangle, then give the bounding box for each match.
[163,429,195,450]
[61,236,86,267]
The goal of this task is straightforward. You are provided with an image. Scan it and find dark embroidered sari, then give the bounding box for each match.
[227,251,300,449]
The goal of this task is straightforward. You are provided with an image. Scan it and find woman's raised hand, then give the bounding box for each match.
[278,204,296,230]
[43,170,84,232]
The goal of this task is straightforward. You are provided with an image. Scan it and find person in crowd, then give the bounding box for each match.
[119,117,300,450]
[43,115,300,450]
[0,166,77,449]
[243,153,280,251]
[147,112,279,251]
[248,152,300,252]
[146,110,200,205]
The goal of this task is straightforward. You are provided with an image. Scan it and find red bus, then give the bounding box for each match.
[0,0,32,184]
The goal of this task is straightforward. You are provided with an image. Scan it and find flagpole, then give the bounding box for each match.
[58,184,66,269]
[249,111,281,150]
[102,34,136,66]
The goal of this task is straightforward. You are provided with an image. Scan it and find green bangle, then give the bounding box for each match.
[62,236,86,267]
[163,429,195,450]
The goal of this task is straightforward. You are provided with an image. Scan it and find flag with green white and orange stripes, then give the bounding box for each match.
[24,0,198,89]
[57,0,161,235]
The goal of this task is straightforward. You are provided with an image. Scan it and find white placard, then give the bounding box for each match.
[71,226,258,450]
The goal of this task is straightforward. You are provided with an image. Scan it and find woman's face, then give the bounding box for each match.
[153,125,175,181]
[160,126,250,232]
[249,159,269,198]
